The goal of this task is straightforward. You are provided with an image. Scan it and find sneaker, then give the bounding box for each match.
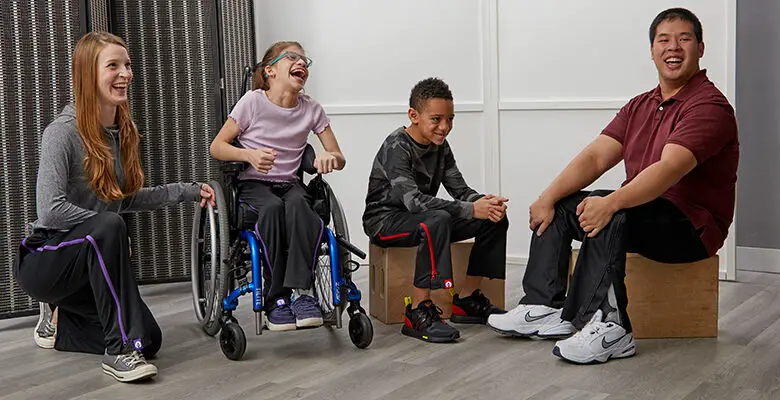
[266,298,297,331]
[290,295,323,328]
[101,350,158,382]
[552,309,636,364]
[402,300,460,343]
[450,289,506,324]
[487,304,575,339]
[34,302,56,349]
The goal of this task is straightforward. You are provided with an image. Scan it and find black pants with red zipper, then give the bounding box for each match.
[370,210,508,290]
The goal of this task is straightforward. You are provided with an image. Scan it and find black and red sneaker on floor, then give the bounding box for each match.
[450,289,506,324]
[402,300,460,343]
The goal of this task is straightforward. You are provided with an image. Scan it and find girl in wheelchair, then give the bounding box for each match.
[210,41,346,331]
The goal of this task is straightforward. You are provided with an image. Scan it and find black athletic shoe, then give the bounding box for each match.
[401,300,460,343]
[450,289,506,324]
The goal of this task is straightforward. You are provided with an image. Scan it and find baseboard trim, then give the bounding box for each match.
[736,246,780,274]
[506,255,528,267]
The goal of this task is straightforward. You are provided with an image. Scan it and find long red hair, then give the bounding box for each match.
[72,31,143,202]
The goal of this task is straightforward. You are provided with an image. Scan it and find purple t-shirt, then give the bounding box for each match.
[229,90,330,182]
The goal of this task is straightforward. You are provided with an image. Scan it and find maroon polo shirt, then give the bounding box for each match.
[601,69,739,256]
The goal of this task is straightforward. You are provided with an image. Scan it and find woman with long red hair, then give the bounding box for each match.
[13,31,215,383]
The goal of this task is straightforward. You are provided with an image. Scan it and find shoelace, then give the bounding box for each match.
[572,321,613,343]
[118,351,147,368]
[472,292,499,314]
[294,296,318,312]
[421,303,444,322]
[41,320,56,336]
[507,304,530,316]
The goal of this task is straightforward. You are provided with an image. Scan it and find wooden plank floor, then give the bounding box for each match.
[2,266,780,400]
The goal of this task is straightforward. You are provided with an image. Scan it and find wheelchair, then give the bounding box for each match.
[190,67,373,361]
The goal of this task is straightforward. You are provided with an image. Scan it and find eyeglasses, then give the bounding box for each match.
[268,51,313,68]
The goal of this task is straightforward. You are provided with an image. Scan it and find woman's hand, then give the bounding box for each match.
[199,183,216,208]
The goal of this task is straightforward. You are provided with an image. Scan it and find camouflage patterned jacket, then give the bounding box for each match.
[362,127,483,237]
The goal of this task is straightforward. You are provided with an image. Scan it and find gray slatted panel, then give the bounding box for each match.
[111,0,221,283]
[0,0,86,319]
[221,0,255,110]
[89,0,109,31]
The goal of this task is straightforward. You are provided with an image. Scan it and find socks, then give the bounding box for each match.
[293,288,313,299]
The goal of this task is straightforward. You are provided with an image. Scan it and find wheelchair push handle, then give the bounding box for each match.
[335,234,366,260]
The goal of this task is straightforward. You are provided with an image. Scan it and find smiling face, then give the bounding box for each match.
[408,98,454,146]
[96,43,132,107]
[264,45,310,92]
[651,18,704,88]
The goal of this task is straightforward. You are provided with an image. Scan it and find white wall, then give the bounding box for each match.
[254,0,737,278]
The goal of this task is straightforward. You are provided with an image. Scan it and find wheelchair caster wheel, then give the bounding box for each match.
[220,320,246,361]
[348,312,373,349]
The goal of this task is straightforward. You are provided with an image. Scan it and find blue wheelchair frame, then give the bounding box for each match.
[221,229,363,316]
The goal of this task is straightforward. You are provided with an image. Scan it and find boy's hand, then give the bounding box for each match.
[244,148,276,174]
[483,194,509,222]
[474,195,508,221]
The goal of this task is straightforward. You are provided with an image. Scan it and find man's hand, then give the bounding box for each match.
[576,196,619,237]
[244,148,276,173]
[529,196,555,236]
[314,151,338,174]
[474,194,509,222]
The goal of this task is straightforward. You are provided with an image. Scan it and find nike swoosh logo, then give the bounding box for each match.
[601,334,625,349]
[524,311,555,322]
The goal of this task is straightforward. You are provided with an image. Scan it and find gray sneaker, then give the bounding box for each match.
[34,302,56,349]
[101,351,158,382]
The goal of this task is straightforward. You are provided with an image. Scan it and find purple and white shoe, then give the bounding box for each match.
[266,298,296,331]
[291,295,323,328]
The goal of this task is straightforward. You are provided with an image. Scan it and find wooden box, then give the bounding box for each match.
[369,240,505,324]
[569,250,719,338]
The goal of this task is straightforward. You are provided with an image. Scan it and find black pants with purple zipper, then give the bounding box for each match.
[237,179,324,310]
[13,212,161,357]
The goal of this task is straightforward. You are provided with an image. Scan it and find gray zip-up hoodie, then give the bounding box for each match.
[30,103,202,232]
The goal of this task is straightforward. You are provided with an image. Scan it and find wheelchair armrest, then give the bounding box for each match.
[300,143,318,175]
[220,161,247,173]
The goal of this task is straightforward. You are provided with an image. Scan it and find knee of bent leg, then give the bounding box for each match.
[496,214,509,231]
[92,212,127,237]
[609,210,627,228]
[421,210,452,231]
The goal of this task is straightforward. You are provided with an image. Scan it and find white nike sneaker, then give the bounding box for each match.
[487,304,575,339]
[552,309,636,364]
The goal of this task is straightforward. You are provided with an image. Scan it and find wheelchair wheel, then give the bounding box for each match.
[328,188,353,271]
[348,312,373,349]
[191,180,231,336]
[219,320,246,361]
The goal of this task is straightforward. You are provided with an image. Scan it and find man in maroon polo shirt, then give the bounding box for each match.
[487,7,739,364]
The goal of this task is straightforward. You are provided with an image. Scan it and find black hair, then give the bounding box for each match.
[649,8,703,44]
[409,77,453,112]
